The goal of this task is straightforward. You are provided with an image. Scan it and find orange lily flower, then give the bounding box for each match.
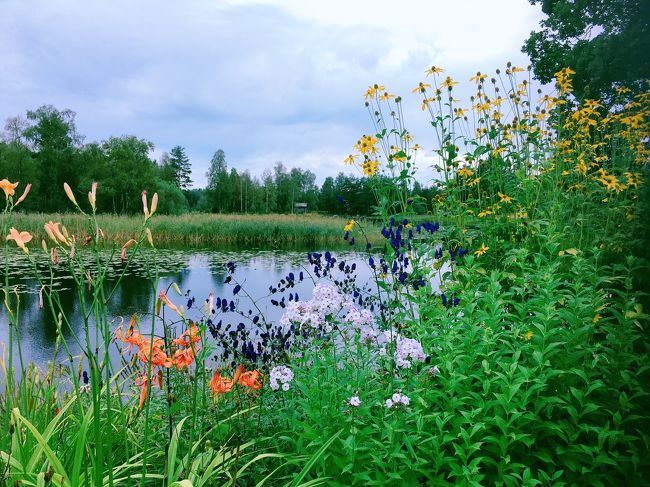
[6,228,32,253]
[239,369,265,390]
[172,323,202,347]
[210,364,244,396]
[0,179,19,198]
[137,337,172,368]
[172,347,197,369]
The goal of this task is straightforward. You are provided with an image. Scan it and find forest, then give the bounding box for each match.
[0,106,437,216]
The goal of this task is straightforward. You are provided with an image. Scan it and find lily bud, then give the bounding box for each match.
[15,183,31,206]
[150,192,158,216]
[88,182,97,211]
[146,228,154,247]
[142,191,149,219]
[63,183,78,206]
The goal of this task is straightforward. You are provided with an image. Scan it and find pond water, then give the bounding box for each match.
[0,248,385,369]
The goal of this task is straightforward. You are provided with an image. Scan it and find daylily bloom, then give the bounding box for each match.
[210,364,244,396]
[172,324,202,347]
[6,228,32,253]
[238,369,265,390]
[172,347,196,369]
[0,179,19,199]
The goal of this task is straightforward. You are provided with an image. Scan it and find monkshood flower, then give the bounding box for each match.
[269,365,294,391]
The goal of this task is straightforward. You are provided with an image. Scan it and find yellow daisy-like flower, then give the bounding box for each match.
[478,209,493,218]
[343,154,357,165]
[343,219,357,232]
[421,97,434,111]
[379,92,395,102]
[467,177,481,187]
[424,66,444,76]
[362,159,379,177]
[497,192,512,204]
[457,167,474,178]
[440,76,459,90]
[354,135,379,155]
[474,243,489,257]
[524,330,533,340]
[469,72,487,83]
[411,82,431,93]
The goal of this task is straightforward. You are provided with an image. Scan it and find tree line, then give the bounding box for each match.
[0,105,437,216]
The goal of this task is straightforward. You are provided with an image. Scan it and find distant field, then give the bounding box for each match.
[3,212,383,248]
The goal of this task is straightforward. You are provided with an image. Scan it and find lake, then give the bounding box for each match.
[0,248,384,369]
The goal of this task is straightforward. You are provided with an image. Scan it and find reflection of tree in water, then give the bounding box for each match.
[106,274,154,319]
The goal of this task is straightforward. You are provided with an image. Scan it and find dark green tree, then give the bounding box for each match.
[168,146,192,190]
[523,0,650,100]
[22,105,83,211]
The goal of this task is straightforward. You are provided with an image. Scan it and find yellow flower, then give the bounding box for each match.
[362,159,379,177]
[467,177,481,187]
[469,72,487,83]
[355,135,379,155]
[0,179,19,199]
[424,66,444,76]
[592,314,602,324]
[364,84,385,100]
[498,192,512,204]
[478,209,493,218]
[6,228,32,254]
[421,97,434,110]
[474,243,489,257]
[440,76,459,90]
[379,92,395,102]
[412,82,431,93]
[344,154,357,165]
[343,219,357,232]
[524,331,533,340]
[457,167,474,178]
[491,146,506,157]
[511,66,526,73]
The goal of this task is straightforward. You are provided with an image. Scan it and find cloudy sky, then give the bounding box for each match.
[1,0,544,188]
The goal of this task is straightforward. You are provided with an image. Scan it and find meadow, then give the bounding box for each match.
[0,64,649,487]
[1,213,382,248]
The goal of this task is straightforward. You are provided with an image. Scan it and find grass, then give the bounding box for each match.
[2,212,382,248]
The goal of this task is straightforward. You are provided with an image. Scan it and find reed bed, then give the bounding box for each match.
[3,212,382,248]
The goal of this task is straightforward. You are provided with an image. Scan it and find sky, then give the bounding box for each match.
[0,0,545,188]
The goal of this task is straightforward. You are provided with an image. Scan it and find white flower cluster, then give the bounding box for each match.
[376,331,426,368]
[385,392,410,408]
[344,307,374,328]
[348,395,362,407]
[269,365,294,391]
[279,283,347,332]
[394,336,426,369]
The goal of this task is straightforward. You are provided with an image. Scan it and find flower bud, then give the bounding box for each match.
[63,183,78,206]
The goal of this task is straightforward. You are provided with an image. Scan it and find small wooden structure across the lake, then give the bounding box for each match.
[294,203,308,214]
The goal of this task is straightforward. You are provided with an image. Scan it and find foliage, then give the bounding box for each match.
[1,62,649,486]
[523,0,650,101]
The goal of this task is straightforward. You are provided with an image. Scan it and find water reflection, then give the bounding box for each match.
[0,249,377,367]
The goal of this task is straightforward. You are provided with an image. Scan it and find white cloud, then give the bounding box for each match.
[0,0,543,188]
